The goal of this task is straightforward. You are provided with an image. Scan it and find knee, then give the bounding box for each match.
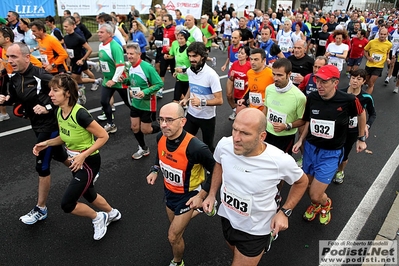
[131,123,140,133]
[141,127,152,134]
[36,163,50,177]
[167,232,181,246]
[308,189,324,203]
[61,201,76,213]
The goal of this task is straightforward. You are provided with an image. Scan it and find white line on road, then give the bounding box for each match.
[320,144,399,265]
[0,75,228,138]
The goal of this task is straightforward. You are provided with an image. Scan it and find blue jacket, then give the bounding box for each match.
[131,31,147,53]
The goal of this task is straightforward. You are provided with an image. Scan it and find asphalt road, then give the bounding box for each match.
[1,49,399,265]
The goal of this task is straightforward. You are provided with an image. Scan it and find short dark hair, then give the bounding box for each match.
[0,26,14,42]
[350,69,367,80]
[8,11,19,20]
[238,46,250,57]
[45,15,55,24]
[98,13,113,22]
[187,42,208,59]
[29,20,46,32]
[64,10,71,15]
[272,58,292,74]
[164,14,173,22]
[250,48,266,60]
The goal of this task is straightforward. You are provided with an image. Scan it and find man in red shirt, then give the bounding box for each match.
[346,29,368,77]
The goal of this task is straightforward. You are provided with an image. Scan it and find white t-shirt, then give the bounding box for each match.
[277,30,293,53]
[214,136,304,236]
[326,42,349,71]
[187,64,222,119]
[188,26,203,42]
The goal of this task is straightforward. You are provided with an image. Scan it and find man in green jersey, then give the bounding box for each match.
[98,23,128,134]
[122,43,164,159]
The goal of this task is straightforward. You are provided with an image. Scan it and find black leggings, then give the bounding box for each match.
[184,113,216,152]
[61,153,101,213]
[100,85,131,124]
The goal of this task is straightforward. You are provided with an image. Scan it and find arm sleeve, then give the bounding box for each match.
[365,95,376,128]
[187,137,215,193]
[139,32,147,49]
[142,66,164,95]
[76,108,94,128]
[81,24,92,41]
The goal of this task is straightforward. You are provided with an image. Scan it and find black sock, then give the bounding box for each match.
[152,124,161,134]
[134,131,146,148]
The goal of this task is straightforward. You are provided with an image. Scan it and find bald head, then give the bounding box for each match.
[235,108,266,134]
[160,102,185,117]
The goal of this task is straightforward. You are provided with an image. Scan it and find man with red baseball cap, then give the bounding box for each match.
[292,64,367,225]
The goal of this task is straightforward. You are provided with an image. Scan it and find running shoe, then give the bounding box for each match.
[333,171,345,184]
[228,111,236,121]
[0,113,10,121]
[394,87,399,94]
[77,86,86,105]
[296,157,303,168]
[94,61,100,72]
[19,206,48,225]
[93,212,108,240]
[169,259,185,266]
[107,209,122,226]
[97,112,114,121]
[319,198,332,225]
[132,145,150,160]
[303,202,321,222]
[91,78,103,91]
[111,105,116,112]
[156,88,164,99]
[385,76,391,84]
[104,123,117,134]
[211,57,217,67]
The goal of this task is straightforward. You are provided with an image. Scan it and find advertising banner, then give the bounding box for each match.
[56,0,151,16]
[0,0,55,18]
[163,0,203,19]
[211,0,256,13]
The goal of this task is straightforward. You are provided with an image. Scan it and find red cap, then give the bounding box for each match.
[314,65,340,80]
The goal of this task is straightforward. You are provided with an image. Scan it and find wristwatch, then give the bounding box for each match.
[357,135,366,142]
[285,123,292,131]
[51,63,56,68]
[280,207,292,217]
[45,104,53,111]
[200,98,207,106]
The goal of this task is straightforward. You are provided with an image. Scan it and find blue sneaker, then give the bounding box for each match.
[19,206,48,224]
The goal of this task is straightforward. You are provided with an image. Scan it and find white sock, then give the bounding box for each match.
[93,212,101,222]
[233,108,236,112]
[87,61,96,66]
[37,205,47,211]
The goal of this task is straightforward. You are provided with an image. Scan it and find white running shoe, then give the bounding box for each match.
[107,209,122,226]
[132,145,150,159]
[19,206,48,225]
[104,123,117,134]
[394,87,399,94]
[211,57,217,67]
[93,212,108,240]
[228,111,236,120]
[156,88,163,99]
[0,113,10,121]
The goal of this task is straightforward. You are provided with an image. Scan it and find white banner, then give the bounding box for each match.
[332,0,350,12]
[276,1,292,10]
[56,0,151,16]
[211,0,256,13]
[163,0,203,19]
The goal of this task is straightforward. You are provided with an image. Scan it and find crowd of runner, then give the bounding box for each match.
[1,3,395,265]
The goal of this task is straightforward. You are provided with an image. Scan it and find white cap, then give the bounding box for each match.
[201,15,208,19]
[154,4,161,8]
[249,12,254,17]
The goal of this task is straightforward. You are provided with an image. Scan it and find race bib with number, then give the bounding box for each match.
[280,46,289,52]
[290,72,298,82]
[129,87,141,99]
[234,79,245,90]
[100,61,110,72]
[310,118,335,139]
[66,148,80,158]
[160,161,184,187]
[163,38,170,47]
[372,53,383,62]
[249,92,263,106]
[155,40,163,48]
[349,116,358,129]
[329,57,342,70]
[319,40,326,46]
[40,54,49,65]
[222,185,252,216]
[267,108,287,124]
[66,48,74,59]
